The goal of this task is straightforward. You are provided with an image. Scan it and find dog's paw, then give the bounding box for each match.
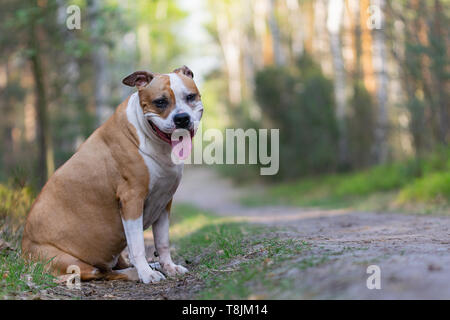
[139,269,166,284]
[162,263,188,277]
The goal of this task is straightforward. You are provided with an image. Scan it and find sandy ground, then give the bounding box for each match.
[174,167,450,299]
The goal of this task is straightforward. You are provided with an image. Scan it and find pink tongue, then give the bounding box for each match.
[171,135,192,160]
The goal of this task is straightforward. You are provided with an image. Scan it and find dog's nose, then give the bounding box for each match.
[173,113,191,129]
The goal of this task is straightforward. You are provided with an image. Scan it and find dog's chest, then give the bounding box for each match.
[142,161,182,229]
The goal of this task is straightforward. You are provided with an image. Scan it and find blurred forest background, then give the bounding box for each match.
[0,0,449,219]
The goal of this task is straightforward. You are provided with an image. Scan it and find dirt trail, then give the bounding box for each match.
[44,167,450,300]
[175,167,450,299]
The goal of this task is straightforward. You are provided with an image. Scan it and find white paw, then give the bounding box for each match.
[138,269,166,284]
[162,263,188,277]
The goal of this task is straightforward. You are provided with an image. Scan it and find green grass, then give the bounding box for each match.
[170,205,335,299]
[0,183,56,299]
[397,172,450,204]
[0,220,57,299]
[241,148,450,214]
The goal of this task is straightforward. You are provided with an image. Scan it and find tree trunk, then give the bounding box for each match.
[29,13,54,187]
[304,0,315,53]
[268,0,284,66]
[359,0,376,93]
[371,0,389,163]
[88,0,111,125]
[216,3,242,105]
[386,1,427,156]
[286,0,304,58]
[327,0,349,167]
[348,0,362,77]
[252,0,273,66]
[432,0,449,145]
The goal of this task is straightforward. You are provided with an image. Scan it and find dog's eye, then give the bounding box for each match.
[153,98,168,109]
[186,93,197,103]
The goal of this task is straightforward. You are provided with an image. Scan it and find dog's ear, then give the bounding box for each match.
[173,65,194,79]
[122,71,154,88]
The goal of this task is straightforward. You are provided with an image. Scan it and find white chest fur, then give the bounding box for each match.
[142,160,182,229]
[126,93,183,229]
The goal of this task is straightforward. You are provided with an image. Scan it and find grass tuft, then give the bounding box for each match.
[170,205,328,299]
[397,172,450,204]
[1,210,56,299]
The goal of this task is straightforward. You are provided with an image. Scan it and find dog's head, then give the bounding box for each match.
[122,66,203,145]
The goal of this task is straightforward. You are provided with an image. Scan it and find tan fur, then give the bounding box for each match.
[22,96,150,280]
[138,74,175,119]
[22,69,200,282]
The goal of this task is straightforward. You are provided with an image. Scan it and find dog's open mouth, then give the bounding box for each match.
[148,120,172,144]
[148,119,194,146]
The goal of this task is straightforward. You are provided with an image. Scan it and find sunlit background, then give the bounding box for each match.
[0,0,449,301]
[0,0,449,212]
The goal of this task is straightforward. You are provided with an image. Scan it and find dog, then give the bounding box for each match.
[22,66,203,283]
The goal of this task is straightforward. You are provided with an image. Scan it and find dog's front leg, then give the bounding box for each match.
[120,196,165,284]
[152,206,188,277]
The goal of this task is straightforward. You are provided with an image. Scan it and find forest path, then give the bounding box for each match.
[45,167,450,300]
[173,167,450,299]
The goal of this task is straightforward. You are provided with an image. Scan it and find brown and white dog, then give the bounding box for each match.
[22,66,203,283]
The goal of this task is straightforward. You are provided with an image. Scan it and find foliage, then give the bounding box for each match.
[347,82,376,168]
[0,183,34,223]
[385,0,449,152]
[0,0,187,187]
[397,172,450,205]
[0,0,448,211]
[242,146,450,211]
[254,54,338,180]
[396,147,450,204]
